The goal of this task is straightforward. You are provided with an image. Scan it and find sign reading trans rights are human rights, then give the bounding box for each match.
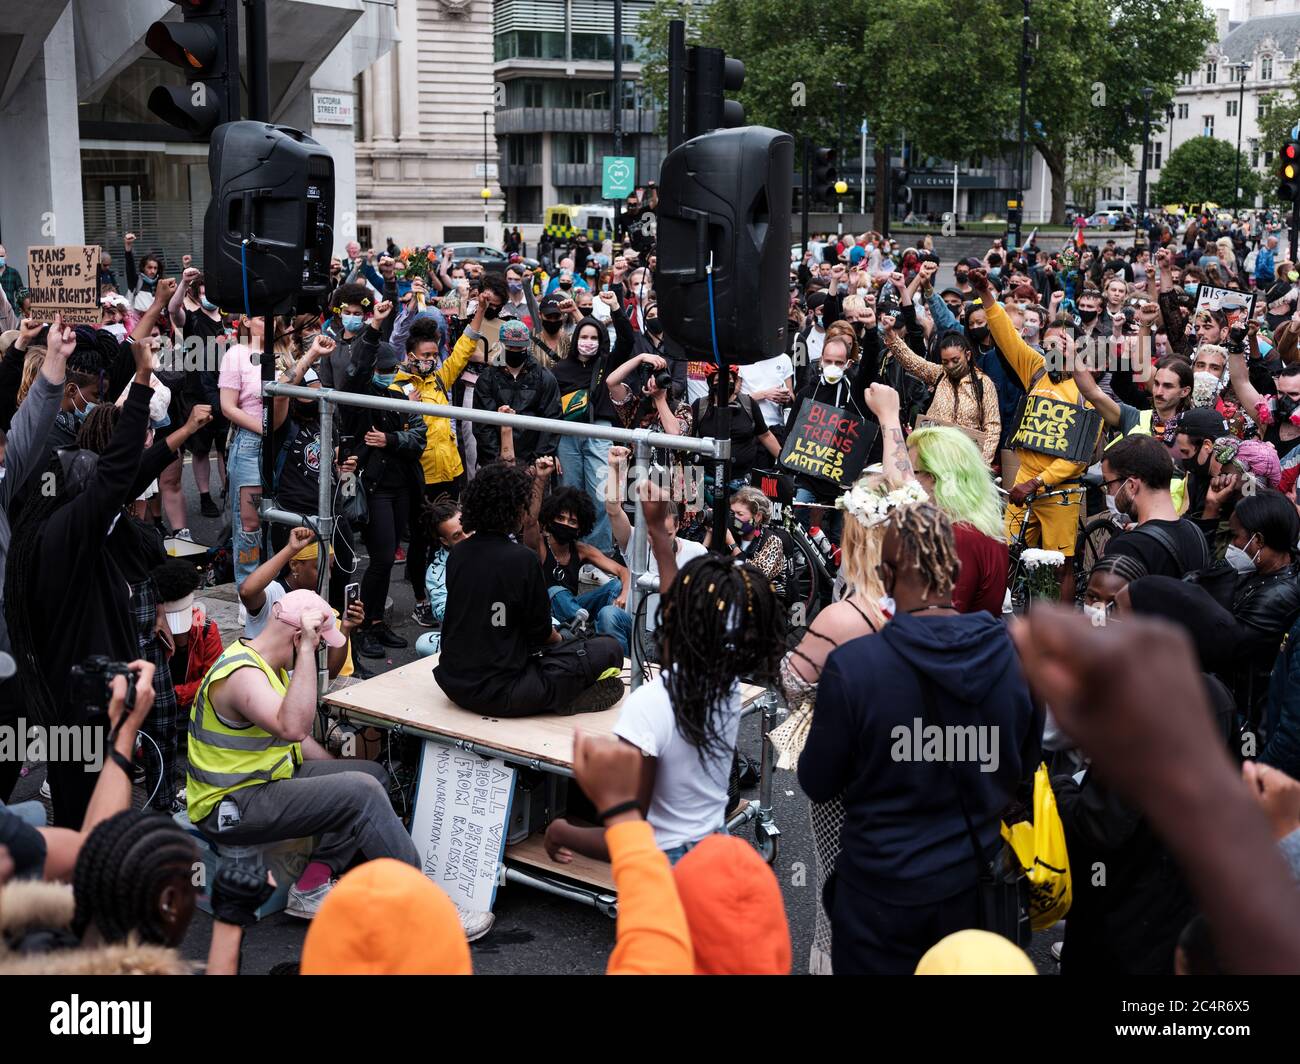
[1008,394,1101,464]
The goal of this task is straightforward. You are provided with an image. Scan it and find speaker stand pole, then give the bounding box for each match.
[801,135,809,263]
[245,0,269,122]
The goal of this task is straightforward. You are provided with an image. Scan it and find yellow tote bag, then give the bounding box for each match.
[1001,763,1071,931]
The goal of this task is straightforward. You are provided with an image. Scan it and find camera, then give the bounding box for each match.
[68,656,137,718]
[639,361,672,394]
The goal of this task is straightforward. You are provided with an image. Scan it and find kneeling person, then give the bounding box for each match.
[434,462,625,716]
[186,588,419,919]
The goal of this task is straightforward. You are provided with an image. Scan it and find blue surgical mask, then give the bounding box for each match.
[0,257,7,269]
[1185,283,1199,296]
[508,281,523,293]
[342,314,365,333]
[200,297,217,311]
[989,267,1001,277]
[73,386,96,422]
[373,372,397,388]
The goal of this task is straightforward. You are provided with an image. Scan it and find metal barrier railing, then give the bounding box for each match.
[259,381,731,694]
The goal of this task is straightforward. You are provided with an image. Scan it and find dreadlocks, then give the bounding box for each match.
[75,402,121,455]
[885,501,958,600]
[656,555,786,766]
[72,810,199,946]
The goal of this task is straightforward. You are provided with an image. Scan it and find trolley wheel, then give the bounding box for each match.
[755,823,779,865]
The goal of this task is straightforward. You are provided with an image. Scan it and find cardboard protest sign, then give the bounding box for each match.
[778,399,877,485]
[1008,393,1102,464]
[1195,284,1256,330]
[27,245,101,325]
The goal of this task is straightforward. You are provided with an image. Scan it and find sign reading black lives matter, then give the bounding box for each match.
[27,245,101,326]
[1008,392,1102,464]
[779,399,878,485]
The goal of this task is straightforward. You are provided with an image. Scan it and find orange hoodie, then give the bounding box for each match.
[673,834,791,975]
[605,819,694,975]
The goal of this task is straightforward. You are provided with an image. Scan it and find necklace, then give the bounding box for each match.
[905,603,956,613]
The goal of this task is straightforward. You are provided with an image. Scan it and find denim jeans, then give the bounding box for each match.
[557,430,612,554]
[548,581,631,656]
[227,428,263,589]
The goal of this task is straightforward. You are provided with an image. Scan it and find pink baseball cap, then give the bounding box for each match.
[273,588,347,648]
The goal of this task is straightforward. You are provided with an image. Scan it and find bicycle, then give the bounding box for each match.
[751,468,838,645]
[1004,480,1124,612]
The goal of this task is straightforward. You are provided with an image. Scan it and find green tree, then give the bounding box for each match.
[1258,69,1300,203]
[1024,0,1215,223]
[1150,136,1260,206]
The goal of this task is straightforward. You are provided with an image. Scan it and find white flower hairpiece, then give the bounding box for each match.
[835,479,929,528]
[1020,548,1066,572]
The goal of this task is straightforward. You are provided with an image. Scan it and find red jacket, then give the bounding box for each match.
[174,610,224,710]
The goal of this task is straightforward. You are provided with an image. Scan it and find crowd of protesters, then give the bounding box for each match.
[1,195,1300,978]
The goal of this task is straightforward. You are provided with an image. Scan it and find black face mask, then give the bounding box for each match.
[955,271,969,284]
[968,325,990,346]
[504,348,528,368]
[1277,393,1300,421]
[560,282,573,290]
[645,317,663,336]
[484,304,500,320]
[541,317,563,335]
[1078,308,1099,324]
[547,521,579,544]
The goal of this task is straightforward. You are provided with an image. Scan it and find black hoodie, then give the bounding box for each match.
[548,313,633,424]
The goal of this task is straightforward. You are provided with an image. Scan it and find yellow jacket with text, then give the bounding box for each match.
[985,300,1095,488]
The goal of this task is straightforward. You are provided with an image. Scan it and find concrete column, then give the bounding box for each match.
[0,6,85,256]
[396,0,419,141]
[371,49,395,143]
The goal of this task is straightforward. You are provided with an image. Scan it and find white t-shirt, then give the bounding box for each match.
[613,673,742,851]
[804,326,826,366]
[738,353,794,428]
[644,538,707,632]
[243,581,286,640]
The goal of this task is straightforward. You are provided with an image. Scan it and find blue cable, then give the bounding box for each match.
[706,251,721,365]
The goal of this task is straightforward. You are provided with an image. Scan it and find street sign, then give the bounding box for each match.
[474,163,498,178]
[602,155,637,200]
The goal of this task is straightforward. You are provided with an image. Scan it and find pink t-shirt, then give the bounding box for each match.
[218,344,262,421]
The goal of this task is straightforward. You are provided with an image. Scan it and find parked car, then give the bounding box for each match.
[434,243,510,267]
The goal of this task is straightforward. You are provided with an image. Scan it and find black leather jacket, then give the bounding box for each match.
[472,356,561,464]
[1230,562,1300,723]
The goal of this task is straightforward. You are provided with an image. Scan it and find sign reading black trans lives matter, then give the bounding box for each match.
[1008,391,1102,464]
[779,400,877,485]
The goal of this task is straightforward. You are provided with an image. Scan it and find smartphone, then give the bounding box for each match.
[345,583,361,612]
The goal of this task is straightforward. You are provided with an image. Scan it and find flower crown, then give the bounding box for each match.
[835,479,928,528]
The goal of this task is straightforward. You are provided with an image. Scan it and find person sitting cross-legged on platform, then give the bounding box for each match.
[433,460,625,716]
[186,587,419,920]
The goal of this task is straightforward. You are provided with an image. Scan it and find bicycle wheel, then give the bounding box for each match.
[1074,514,1121,604]
[783,530,824,644]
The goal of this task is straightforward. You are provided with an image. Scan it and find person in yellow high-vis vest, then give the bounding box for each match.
[186,587,418,920]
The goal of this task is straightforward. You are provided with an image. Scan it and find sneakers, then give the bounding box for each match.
[199,493,220,518]
[372,624,408,649]
[286,877,336,919]
[1050,940,1063,962]
[411,600,435,628]
[39,780,50,800]
[357,630,387,660]
[580,564,612,586]
[556,674,625,716]
[174,528,194,542]
[456,905,495,942]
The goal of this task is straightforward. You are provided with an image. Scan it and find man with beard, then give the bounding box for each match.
[972,268,1100,603]
[1100,435,1211,579]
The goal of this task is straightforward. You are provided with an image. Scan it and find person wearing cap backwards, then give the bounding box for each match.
[336,298,428,659]
[186,584,418,919]
[473,317,561,466]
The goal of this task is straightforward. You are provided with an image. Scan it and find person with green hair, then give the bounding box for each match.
[866,385,1008,616]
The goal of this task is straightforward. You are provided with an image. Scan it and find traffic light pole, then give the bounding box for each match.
[667,20,685,152]
[612,0,623,253]
[801,136,810,261]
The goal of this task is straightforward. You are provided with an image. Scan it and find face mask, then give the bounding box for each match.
[856,287,868,298]
[504,348,528,368]
[576,338,600,358]
[341,314,365,334]
[1082,602,1108,625]
[484,304,500,320]
[955,271,969,283]
[140,274,157,288]
[732,517,755,537]
[508,281,523,293]
[968,325,990,346]
[1023,322,1040,340]
[560,281,573,290]
[0,257,7,269]
[200,297,217,311]
[821,363,846,385]
[1225,540,1258,574]
[1185,283,1200,296]
[547,521,579,544]
[989,267,1001,278]
[372,372,397,388]
[1113,481,1135,519]
[1078,308,1099,324]
[944,362,968,382]
[645,317,663,336]
[1276,394,1300,421]
[541,318,563,335]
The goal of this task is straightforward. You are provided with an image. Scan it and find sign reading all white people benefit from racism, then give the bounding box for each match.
[409,743,515,912]
[27,245,101,326]
[1008,393,1102,464]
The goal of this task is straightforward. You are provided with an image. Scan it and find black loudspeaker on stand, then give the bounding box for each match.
[204,121,335,315]
[655,126,794,363]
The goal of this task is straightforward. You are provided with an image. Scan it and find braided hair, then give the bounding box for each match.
[75,402,121,454]
[937,330,986,429]
[884,501,959,599]
[656,555,786,766]
[72,811,199,946]
[1086,553,1148,587]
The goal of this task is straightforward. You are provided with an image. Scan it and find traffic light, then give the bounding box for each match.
[686,46,745,139]
[812,147,838,200]
[892,169,911,205]
[146,0,239,137]
[1279,141,1300,202]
